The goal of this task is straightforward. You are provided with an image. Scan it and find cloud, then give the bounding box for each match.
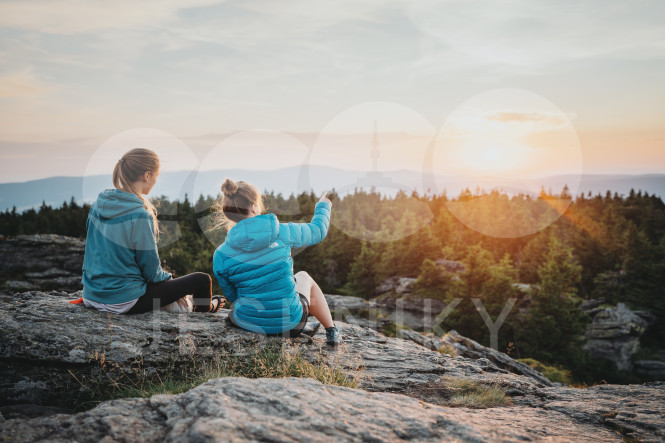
[0,0,662,156]
[0,0,224,35]
[0,69,54,98]
[486,112,566,127]
[405,0,665,71]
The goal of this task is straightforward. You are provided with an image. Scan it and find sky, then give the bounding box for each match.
[0,0,664,183]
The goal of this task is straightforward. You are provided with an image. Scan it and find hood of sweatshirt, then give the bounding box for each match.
[92,189,146,219]
[225,214,279,252]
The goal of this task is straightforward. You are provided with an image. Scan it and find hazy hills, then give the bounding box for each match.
[1,165,664,212]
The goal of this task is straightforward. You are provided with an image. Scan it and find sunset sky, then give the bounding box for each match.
[0,0,664,183]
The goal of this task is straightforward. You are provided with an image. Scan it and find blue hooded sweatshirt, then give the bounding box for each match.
[213,201,331,335]
[82,189,171,304]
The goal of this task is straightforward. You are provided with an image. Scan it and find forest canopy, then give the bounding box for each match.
[2,187,664,384]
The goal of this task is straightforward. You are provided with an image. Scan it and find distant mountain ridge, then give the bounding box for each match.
[1,165,664,212]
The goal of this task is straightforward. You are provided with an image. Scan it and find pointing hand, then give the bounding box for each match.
[319,192,332,206]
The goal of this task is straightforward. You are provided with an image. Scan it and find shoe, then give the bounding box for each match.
[325,325,342,345]
[301,320,321,337]
[209,296,226,313]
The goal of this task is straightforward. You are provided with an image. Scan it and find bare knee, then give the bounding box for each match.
[295,271,314,286]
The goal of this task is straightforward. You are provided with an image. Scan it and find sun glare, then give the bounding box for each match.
[434,88,583,182]
[455,140,531,175]
[429,88,583,238]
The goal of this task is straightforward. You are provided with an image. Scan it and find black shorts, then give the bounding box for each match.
[283,293,310,338]
[226,293,309,338]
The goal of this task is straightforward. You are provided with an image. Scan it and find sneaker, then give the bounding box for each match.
[325,325,342,345]
[301,320,321,337]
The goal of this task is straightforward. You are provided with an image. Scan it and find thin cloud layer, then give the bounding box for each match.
[0,0,223,34]
[406,0,665,69]
[0,69,54,98]
[0,0,663,181]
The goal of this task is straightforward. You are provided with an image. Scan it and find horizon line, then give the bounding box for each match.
[2,165,665,186]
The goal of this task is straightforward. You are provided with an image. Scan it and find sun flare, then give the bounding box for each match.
[434,89,583,185]
[456,141,531,175]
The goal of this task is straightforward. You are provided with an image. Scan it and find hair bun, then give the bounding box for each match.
[221,178,239,197]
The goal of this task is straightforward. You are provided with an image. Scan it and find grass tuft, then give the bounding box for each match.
[443,377,511,408]
[73,342,358,411]
[405,376,511,408]
[438,344,457,357]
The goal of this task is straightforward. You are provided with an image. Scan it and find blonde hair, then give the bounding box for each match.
[112,148,160,237]
[213,178,264,230]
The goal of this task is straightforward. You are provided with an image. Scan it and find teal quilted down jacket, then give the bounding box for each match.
[212,201,331,334]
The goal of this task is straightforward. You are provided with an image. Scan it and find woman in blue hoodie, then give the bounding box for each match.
[212,178,341,344]
[82,148,224,314]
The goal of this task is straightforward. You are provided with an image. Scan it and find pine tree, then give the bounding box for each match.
[517,238,587,366]
[343,242,381,298]
[413,258,459,300]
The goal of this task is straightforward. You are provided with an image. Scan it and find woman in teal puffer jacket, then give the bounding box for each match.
[212,178,341,344]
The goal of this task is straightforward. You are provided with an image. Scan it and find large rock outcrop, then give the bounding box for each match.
[375,276,417,296]
[635,360,665,381]
[584,303,653,371]
[401,329,555,387]
[373,294,448,330]
[327,291,450,331]
[0,235,84,293]
[0,377,632,443]
[514,381,665,441]
[372,276,450,330]
[0,291,544,411]
[2,291,665,441]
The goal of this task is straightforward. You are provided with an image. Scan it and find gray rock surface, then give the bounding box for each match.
[0,377,624,443]
[329,289,454,332]
[581,298,606,311]
[375,276,417,295]
[512,282,537,294]
[324,293,368,312]
[372,294,449,330]
[0,235,84,292]
[583,303,651,371]
[635,360,665,381]
[2,291,665,442]
[434,259,465,273]
[401,329,554,387]
[327,293,452,331]
[0,291,543,410]
[515,381,665,442]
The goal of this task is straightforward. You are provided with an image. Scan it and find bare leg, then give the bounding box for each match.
[295,271,334,329]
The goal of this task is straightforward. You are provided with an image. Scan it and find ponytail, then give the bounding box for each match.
[113,148,160,238]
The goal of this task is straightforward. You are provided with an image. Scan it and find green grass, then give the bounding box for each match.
[73,342,358,411]
[518,358,573,385]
